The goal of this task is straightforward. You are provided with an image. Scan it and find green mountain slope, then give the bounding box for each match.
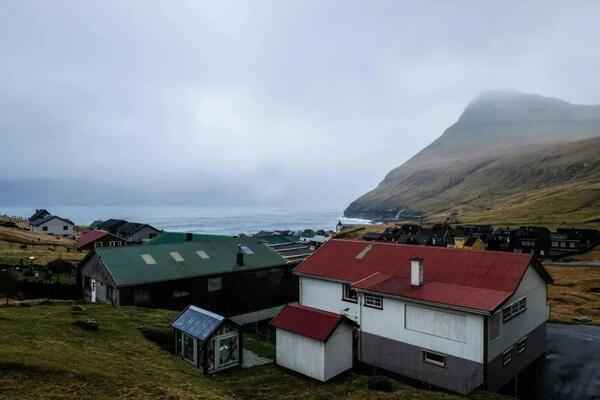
[345,91,600,225]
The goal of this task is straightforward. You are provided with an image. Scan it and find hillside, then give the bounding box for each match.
[345,91,600,224]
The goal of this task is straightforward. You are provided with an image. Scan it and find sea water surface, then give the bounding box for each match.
[1,206,369,235]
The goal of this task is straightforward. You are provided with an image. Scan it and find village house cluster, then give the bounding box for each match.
[358,223,600,258]
[23,209,556,395]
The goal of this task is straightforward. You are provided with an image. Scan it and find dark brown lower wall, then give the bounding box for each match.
[361,332,484,395]
[486,322,546,391]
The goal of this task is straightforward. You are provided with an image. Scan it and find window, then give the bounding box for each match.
[84,277,91,290]
[364,294,383,309]
[569,242,576,249]
[423,351,447,368]
[489,312,501,341]
[63,225,69,231]
[95,242,103,248]
[42,226,48,231]
[516,336,527,354]
[502,347,513,366]
[552,241,559,247]
[503,297,527,323]
[342,284,357,303]
[183,334,195,363]
[208,277,222,292]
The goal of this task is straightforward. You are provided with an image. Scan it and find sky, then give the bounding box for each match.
[2,1,600,210]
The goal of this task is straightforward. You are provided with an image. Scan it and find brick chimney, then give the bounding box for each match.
[410,257,424,287]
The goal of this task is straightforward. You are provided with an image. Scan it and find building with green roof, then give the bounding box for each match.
[79,236,298,318]
[145,231,231,245]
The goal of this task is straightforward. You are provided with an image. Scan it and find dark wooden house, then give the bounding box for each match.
[79,236,298,319]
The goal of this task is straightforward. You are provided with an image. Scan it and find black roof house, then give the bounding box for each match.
[29,209,51,224]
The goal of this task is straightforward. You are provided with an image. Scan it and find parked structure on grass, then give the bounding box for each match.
[95,219,161,243]
[79,236,298,318]
[77,229,128,251]
[271,303,354,382]
[273,239,553,394]
[30,215,75,237]
[172,305,242,374]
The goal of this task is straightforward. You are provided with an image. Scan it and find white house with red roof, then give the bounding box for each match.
[272,239,553,394]
[271,303,354,382]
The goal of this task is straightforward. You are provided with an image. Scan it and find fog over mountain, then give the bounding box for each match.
[345,91,600,221]
[2,1,600,209]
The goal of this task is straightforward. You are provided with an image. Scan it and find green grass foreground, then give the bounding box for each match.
[0,304,508,400]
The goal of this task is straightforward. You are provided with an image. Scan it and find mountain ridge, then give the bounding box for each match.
[345,91,600,224]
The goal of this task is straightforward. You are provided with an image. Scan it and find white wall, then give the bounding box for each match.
[488,266,549,360]
[32,218,74,236]
[300,277,359,323]
[324,323,353,381]
[276,328,325,381]
[361,297,484,363]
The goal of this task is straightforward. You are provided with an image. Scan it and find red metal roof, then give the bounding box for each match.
[295,239,540,313]
[77,230,109,248]
[271,303,348,342]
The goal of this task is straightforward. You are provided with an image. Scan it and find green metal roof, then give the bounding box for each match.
[95,236,287,287]
[145,231,231,245]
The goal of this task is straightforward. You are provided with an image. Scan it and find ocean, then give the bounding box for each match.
[1,206,369,235]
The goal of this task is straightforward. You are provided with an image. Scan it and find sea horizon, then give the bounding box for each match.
[1,205,371,236]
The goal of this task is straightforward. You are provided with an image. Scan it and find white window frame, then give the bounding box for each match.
[423,350,447,368]
[502,297,527,323]
[502,347,513,366]
[342,284,357,303]
[364,294,383,309]
[516,336,527,354]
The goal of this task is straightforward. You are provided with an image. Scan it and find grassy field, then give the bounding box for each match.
[0,226,85,266]
[457,181,600,229]
[0,303,508,400]
[0,240,85,266]
[547,265,600,324]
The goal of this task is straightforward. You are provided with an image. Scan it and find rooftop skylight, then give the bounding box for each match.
[196,250,210,259]
[170,251,184,262]
[240,245,254,255]
[355,244,373,260]
[141,254,157,265]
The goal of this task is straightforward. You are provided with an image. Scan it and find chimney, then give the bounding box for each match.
[185,233,193,241]
[410,257,424,287]
[236,244,244,266]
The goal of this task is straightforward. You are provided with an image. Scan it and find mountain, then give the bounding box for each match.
[345,91,600,225]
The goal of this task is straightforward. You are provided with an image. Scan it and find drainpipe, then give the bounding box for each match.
[483,316,489,390]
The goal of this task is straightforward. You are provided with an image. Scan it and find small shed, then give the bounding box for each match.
[271,303,354,382]
[172,305,242,374]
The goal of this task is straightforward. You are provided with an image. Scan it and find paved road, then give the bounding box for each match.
[513,323,600,399]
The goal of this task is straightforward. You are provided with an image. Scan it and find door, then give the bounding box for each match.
[214,333,239,370]
[91,279,97,303]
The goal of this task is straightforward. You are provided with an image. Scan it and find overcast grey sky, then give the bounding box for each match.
[2,1,600,209]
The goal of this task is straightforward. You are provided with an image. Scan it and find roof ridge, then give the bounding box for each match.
[289,303,341,318]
